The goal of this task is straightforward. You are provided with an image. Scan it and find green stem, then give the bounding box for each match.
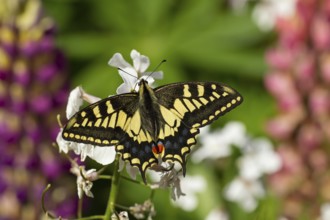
[78,197,83,218]
[115,204,130,211]
[104,154,121,219]
[98,175,112,180]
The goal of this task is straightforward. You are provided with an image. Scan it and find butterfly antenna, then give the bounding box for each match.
[146,59,167,81]
[117,68,138,79]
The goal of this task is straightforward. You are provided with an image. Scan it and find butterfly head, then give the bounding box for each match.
[138,78,148,86]
[137,78,153,97]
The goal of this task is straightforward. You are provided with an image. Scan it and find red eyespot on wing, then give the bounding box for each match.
[152,141,164,154]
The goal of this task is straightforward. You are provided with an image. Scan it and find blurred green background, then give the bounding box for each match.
[43,0,276,219]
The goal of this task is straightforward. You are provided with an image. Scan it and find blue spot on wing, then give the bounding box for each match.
[144,144,152,153]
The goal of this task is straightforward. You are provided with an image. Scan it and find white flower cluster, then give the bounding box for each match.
[70,160,98,199]
[193,121,282,212]
[108,50,163,94]
[170,175,206,211]
[149,165,206,212]
[56,86,116,166]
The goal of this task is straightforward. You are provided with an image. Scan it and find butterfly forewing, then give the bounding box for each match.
[154,82,243,128]
[62,93,139,146]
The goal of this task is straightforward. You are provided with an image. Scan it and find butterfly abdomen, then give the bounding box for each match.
[138,80,164,141]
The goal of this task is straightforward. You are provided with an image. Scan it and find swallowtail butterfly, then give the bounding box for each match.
[62,79,243,182]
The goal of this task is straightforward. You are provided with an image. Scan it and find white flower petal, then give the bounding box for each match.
[90,146,116,165]
[117,69,139,93]
[240,196,258,212]
[66,86,84,119]
[85,168,97,176]
[111,211,129,220]
[172,193,198,211]
[109,50,163,94]
[108,53,132,69]
[321,203,330,220]
[118,158,126,172]
[83,181,94,198]
[82,92,101,104]
[221,121,247,148]
[75,143,94,161]
[71,164,97,199]
[125,163,139,180]
[250,180,265,199]
[224,178,246,201]
[252,4,276,31]
[116,83,132,94]
[252,0,297,31]
[148,169,161,182]
[56,129,70,153]
[131,49,150,74]
[253,138,282,174]
[192,129,233,163]
[253,137,273,151]
[56,129,82,155]
[118,159,139,179]
[142,71,164,80]
[171,175,206,211]
[196,121,246,162]
[224,177,264,212]
[257,150,282,174]
[199,125,210,136]
[181,175,206,192]
[205,209,228,220]
[238,137,282,179]
[238,155,263,180]
[65,86,101,120]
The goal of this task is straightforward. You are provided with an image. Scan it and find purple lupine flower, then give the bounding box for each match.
[264,0,330,219]
[0,0,77,219]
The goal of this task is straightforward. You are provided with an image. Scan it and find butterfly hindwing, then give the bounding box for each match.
[156,120,198,175]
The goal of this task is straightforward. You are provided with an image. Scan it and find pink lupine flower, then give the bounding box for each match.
[320,53,330,84]
[312,15,330,50]
[309,87,330,118]
[265,0,330,218]
[265,47,295,70]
